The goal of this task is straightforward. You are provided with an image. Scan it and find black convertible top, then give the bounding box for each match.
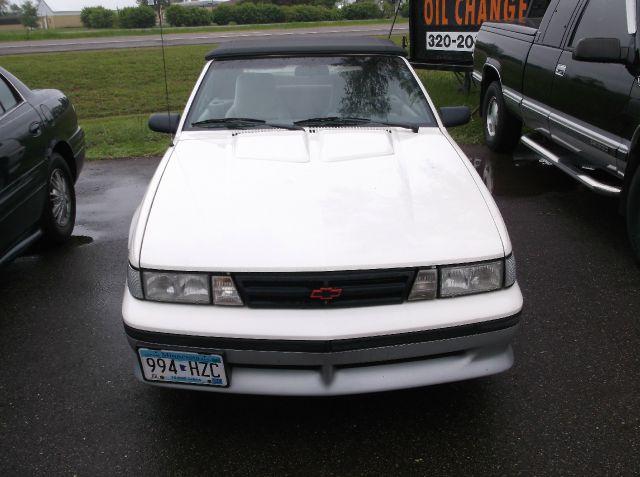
[205,37,406,60]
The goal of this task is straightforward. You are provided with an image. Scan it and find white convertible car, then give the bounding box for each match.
[123,37,523,395]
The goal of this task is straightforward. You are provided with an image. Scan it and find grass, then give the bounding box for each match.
[0,40,481,160]
[83,115,169,159]
[0,19,406,43]
[416,70,481,144]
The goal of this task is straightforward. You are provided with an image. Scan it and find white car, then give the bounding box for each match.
[123,37,523,396]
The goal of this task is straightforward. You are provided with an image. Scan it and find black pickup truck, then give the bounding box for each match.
[472,0,640,261]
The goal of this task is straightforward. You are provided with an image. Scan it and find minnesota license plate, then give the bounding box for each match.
[138,349,228,387]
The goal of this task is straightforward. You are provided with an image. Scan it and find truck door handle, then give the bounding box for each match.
[555,64,567,77]
[29,122,42,136]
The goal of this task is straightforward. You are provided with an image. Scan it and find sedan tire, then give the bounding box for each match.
[42,153,76,244]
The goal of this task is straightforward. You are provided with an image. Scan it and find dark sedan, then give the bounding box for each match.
[0,67,84,266]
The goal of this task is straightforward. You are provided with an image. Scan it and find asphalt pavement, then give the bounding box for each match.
[1,146,639,476]
[0,24,408,55]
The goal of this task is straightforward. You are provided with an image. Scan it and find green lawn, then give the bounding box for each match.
[0,19,406,42]
[1,42,481,159]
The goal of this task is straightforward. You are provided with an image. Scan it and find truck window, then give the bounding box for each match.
[570,0,629,47]
[540,0,580,48]
[526,0,551,19]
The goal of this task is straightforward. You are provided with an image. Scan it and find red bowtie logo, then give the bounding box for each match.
[309,287,343,301]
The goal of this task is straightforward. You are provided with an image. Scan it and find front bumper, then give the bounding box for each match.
[123,283,522,395]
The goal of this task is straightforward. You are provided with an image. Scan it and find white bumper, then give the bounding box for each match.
[122,283,522,340]
[123,284,522,395]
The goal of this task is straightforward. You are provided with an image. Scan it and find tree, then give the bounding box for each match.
[80,6,116,28]
[341,1,382,20]
[0,0,10,16]
[137,0,170,24]
[165,4,211,26]
[118,6,156,28]
[137,0,170,7]
[212,4,233,25]
[20,0,39,29]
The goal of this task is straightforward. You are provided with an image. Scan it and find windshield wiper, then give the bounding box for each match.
[293,116,419,132]
[191,118,303,131]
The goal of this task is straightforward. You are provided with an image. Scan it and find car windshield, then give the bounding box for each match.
[185,56,436,130]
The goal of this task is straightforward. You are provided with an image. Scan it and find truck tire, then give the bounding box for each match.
[41,153,76,244]
[627,169,640,263]
[483,81,522,152]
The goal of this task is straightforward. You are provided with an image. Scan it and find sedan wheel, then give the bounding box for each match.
[50,169,72,228]
[42,154,76,244]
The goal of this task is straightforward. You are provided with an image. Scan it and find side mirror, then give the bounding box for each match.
[439,106,471,128]
[148,112,180,134]
[573,37,624,63]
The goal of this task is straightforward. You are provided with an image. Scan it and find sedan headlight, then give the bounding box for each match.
[440,260,504,297]
[504,254,516,288]
[127,265,244,306]
[143,271,210,304]
[409,255,516,301]
[212,276,243,306]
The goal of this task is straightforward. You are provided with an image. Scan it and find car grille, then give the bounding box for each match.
[233,269,417,309]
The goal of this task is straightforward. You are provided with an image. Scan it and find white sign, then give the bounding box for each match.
[426,32,478,52]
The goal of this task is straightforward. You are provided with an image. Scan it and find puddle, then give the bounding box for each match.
[68,235,94,247]
[469,152,579,198]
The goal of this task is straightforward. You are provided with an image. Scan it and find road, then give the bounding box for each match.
[0,24,408,55]
[1,146,639,476]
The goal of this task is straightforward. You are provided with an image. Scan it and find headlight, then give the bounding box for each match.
[408,268,437,301]
[505,254,516,288]
[127,265,244,306]
[409,256,515,302]
[143,271,210,304]
[127,264,144,299]
[440,260,504,297]
[212,275,243,306]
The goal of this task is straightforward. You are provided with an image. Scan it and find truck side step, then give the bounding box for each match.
[520,134,621,197]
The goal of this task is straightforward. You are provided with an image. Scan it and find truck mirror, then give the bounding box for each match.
[572,38,624,63]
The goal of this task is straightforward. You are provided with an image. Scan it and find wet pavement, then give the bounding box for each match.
[1,147,639,476]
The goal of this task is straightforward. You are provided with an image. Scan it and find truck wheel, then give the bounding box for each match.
[483,81,522,152]
[627,169,640,263]
[41,153,76,244]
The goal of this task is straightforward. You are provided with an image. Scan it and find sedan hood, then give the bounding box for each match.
[140,128,505,271]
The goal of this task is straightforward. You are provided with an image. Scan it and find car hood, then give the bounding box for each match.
[139,128,505,271]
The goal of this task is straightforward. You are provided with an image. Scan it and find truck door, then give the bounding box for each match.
[547,0,635,172]
[521,0,580,134]
[0,74,47,256]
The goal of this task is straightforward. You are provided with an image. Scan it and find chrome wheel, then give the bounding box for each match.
[50,169,71,228]
[486,97,499,138]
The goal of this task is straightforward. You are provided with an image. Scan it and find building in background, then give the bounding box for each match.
[37,0,137,29]
[0,15,22,31]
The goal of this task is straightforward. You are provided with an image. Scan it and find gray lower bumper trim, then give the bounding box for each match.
[124,313,520,353]
[131,344,515,396]
[126,318,520,395]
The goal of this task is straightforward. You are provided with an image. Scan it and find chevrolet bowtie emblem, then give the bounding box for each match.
[309,287,343,301]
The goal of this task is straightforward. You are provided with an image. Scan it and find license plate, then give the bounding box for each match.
[138,349,228,387]
[426,32,477,51]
